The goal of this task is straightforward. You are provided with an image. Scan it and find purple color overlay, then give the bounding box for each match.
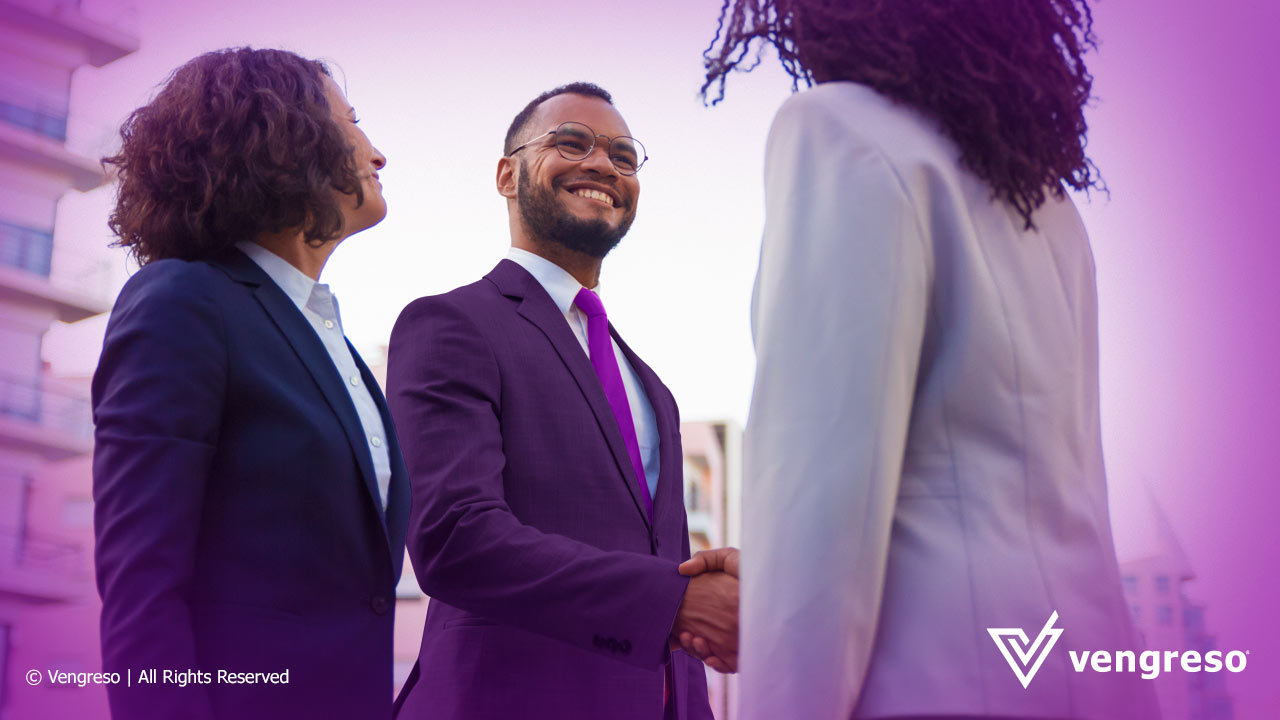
[1080,1,1280,716]
[0,0,1275,717]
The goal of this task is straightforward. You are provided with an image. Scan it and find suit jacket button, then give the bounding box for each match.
[371,595,390,615]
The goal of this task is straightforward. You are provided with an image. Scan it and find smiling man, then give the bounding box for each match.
[385,83,732,719]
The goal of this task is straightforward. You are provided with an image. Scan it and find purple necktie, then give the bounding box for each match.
[574,287,653,522]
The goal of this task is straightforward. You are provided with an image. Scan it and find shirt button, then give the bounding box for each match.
[324,320,335,329]
[371,436,382,448]
[349,376,360,387]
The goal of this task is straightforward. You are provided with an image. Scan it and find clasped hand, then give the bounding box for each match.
[671,547,740,673]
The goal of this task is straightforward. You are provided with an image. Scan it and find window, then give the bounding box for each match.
[0,219,55,276]
[682,459,709,514]
[1184,606,1205,632]
[1155,575,1171,594]
[0,471,31,564]
[0,322,44,423]
[1122,575,1138,595]
[1157,605,1174,626]
[0,98,68,141]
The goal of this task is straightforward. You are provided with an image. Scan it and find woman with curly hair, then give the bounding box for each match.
[688,2,1163,718]
[92,47,408,720]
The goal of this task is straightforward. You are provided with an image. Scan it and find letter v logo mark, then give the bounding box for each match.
[987,611,1064,688]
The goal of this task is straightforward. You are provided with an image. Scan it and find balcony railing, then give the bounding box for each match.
[0,525,87,579]
[0,372,92,439]
[0,524,90,602]
[0,219,55,277]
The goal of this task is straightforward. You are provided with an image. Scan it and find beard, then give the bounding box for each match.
[517,167,635,259]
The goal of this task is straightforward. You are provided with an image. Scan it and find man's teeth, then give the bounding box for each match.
[573,189,614,207]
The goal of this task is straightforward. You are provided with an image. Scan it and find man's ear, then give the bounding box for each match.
[496,156,518,199]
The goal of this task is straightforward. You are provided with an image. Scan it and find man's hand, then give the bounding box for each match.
[671,547,740,673]
[671,570,739,672]
[678,547,740,578]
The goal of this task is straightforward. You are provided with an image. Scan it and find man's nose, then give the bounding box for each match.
[577,139,616,176]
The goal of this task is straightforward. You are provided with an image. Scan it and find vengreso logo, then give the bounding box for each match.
[987,612,1064,687]
[1067,647,1249,679]
[988,612,1250,687]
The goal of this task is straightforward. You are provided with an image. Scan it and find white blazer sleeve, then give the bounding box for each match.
[740,92,930,720]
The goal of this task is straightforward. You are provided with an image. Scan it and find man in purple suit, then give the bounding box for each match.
[386,83,735,719]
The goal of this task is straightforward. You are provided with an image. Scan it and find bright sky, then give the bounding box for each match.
[48,0,796,426]
[40,1,1280,713]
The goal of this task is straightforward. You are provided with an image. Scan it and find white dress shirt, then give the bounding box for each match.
[236,241,392,510]
[506,247,660,501]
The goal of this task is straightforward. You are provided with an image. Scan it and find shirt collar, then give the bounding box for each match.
[236,240,317,310]
[506,247,600,315]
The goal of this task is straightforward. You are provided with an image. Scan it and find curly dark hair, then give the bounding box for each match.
[103,47,363,264]
[503,82,613,155]
[701,0,1103,228]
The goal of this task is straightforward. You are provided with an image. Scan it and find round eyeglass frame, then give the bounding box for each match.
[506,121,648,175]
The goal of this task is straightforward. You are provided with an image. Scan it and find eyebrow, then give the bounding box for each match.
[557,126,591,140]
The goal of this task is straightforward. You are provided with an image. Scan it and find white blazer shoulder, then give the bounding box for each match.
[741,82,1160,720]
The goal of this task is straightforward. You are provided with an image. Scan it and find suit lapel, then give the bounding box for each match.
[487,260,651,528]
[214,250,386,534]
[349,340,400,549]
[613,330,678,531]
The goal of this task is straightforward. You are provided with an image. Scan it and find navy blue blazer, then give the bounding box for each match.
[92,248,410,720]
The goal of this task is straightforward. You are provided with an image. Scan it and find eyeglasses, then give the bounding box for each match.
[507,121,647,175]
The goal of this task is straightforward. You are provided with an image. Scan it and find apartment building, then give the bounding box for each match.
[0,2,135,717]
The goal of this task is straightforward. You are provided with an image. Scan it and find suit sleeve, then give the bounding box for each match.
[738,94,930,719]
[92,262,226,720]
[386,297,689,670]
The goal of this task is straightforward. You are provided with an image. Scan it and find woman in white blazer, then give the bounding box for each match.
[691,2,1163,718]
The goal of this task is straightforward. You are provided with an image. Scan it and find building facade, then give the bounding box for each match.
[679,419,742,720]
[1118,499,1235,720]
[0,1,135,718]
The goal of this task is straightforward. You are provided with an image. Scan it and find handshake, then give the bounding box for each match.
[670,547,741,674]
